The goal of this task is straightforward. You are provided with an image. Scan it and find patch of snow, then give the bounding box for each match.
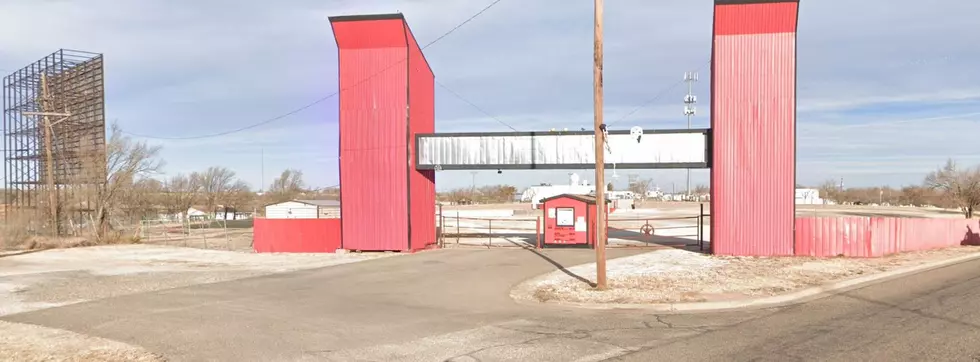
[533,249,726,287]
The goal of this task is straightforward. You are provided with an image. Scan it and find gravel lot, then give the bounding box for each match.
[520,246,980,305]
[0,320,165,362]
[0,244,395,317]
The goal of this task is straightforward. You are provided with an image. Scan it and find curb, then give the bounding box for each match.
[511,251,980,313]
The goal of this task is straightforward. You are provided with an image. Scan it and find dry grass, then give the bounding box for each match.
[1,217,141,253]
[0,320,166,362]
[527,246,980,305]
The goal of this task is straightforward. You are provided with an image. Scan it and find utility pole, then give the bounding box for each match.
[40,74,58,236]
[683,72,698,197]
[593,0,608,290]
[260,147,265,192]
[24,76,72,236]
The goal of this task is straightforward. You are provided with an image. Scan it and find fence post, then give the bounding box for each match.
[456,216,460,244]
[698,203,703,251]
[488,219,493,249]
[438,203,444,248]
[536,217,541,249]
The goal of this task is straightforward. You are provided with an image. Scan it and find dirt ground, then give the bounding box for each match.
[0,244,396,317]
[0,320,165,362]
[520,246,980,305]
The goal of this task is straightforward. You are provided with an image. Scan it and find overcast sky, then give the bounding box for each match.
[1,0,977,192]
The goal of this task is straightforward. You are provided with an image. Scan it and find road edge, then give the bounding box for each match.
[510,251,980,313]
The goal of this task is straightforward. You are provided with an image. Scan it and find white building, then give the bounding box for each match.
[264,200,341,219]
[795,188,825,205]
[521,173,595,208]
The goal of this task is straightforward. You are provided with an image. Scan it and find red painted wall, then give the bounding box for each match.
[330,14,435,252]
[543,196,591,246]
[710,0,799,256]
[253,218,342,253]
[796,217,980,258]
[406,23,437,251]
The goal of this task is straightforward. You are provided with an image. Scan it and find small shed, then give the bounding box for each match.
[540,194,611,247]
[265,199,341,219]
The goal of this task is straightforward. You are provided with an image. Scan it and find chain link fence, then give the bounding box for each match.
[139,218,254,252]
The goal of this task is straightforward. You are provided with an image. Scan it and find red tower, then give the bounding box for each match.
[710,0,800,256]
[329,14,436,252]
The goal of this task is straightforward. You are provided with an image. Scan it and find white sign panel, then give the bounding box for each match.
[416,130,708,170]
[556,208,575,226]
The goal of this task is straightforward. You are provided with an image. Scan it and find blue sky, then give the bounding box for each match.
[1,0,977,192]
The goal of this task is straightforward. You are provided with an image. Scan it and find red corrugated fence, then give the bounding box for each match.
[253,218,342,253]
[795,217,980,257]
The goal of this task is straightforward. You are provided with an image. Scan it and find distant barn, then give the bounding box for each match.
[264,200,341,219]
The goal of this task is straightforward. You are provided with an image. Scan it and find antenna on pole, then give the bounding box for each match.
[683,71,698,198]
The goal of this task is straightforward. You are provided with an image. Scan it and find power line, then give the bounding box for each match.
[607,59,710,128]
[436,80,518,131]
[123,0,507,140]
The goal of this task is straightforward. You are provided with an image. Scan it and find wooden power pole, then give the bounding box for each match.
[25,75,72,236]
[593,0,608,290]
[40,73,58,236]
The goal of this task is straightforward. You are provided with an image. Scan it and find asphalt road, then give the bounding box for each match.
[4,248,980,362]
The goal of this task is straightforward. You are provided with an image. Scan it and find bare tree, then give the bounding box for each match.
[123,178,163,221]
[628,178,653,197]
[924,159,980,218]
[94,123,164,237]
[162,173,201,221]
[268,169,305,203]
[818,179,842,204]
[199,166,237,213]
[221,180,254,219]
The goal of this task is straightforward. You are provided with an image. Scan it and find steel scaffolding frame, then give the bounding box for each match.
[3,49,106,235]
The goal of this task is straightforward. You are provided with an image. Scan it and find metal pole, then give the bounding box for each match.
[260,147,265,192]
[439,203,444,248]
[699,203,704,251]
[488,219,493,249]
[593,0,608,290]
[683,71,697,197]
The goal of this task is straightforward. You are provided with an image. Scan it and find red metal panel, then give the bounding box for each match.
[710,0,799,256]
[406,23,437,251]
[796,217,978,258]
[253,218,342,253]
[715,2,798,35]
[794,217,872,257]
[331,17,410,251]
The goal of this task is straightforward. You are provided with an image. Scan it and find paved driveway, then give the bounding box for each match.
[5,247,980,361]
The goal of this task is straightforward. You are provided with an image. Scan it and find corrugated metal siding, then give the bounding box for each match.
[253,218,342,253]
[405,23,437,251]
[318,207,341,219]
[265,201,319,219]
[795,217,872,257]
[711,1,799,256]
[332,19,410,251]
[796,217,978,257]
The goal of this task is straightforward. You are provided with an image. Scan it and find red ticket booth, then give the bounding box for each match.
[540,194,612,248]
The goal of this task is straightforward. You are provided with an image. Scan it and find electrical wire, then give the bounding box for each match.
[606,59,711,128]
[436,80,518,131]
[123,0,507,140]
